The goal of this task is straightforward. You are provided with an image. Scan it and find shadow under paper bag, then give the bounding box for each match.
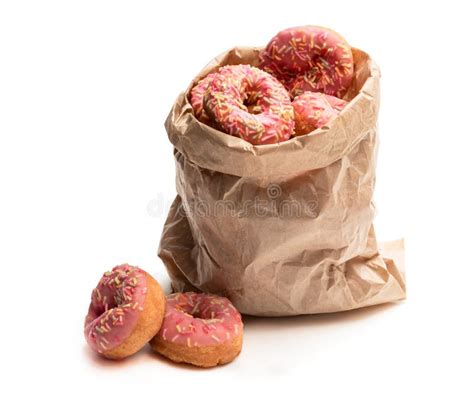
[158,46,406,316]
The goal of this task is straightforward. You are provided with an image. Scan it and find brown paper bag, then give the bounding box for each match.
[158,47,406,316]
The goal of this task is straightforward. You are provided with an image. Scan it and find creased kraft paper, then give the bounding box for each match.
[158,46,406,316]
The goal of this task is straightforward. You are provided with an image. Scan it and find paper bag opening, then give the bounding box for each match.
[159,46,406,316]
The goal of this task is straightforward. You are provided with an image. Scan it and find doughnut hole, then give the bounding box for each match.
[177,297,227,322]
[89,273,133,318]
[243,89,264,115]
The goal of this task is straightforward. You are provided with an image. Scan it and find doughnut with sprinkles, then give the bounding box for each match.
[259,26,354,98]
[202,64,294,145]
[150,292,243,368]
[292,91,347,135]
[84,264,166,359]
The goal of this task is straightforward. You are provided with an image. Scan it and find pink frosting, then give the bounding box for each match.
[323,93,348,112]
[158,292,243,348]
[84,264,147,353]
[190,72,217,123]
[259,26,354,98]
[292,91,347,135]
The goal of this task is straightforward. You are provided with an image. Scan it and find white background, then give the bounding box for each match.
[1,0,473,398]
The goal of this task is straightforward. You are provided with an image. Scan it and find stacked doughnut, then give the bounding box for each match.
[84,264,166,359]
[84,265,244,367]
[190,26,354,144]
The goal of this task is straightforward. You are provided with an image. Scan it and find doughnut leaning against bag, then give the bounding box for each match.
[158,46,406,316]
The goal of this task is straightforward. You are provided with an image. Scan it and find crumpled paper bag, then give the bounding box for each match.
[158,46,406,316]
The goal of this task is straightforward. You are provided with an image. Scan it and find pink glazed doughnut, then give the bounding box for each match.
[203,64,294,145]
[150,292,244,368]
[84,264,166,359]
[292,92,348,135]
[259,26,354,98]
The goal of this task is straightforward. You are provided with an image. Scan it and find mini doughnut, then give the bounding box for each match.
[190,72,217,124]
[292,92,347,136]
[150,292,243,368]
[84,264,166,359]
[203,64,294,145]
[259,26,354,98]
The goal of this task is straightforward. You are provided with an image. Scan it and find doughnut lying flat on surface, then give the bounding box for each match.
[150,292,243,368]
[203,64,294,145]
[292,91,347,135]
[84,264,166,359]
[259,26,354,98]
